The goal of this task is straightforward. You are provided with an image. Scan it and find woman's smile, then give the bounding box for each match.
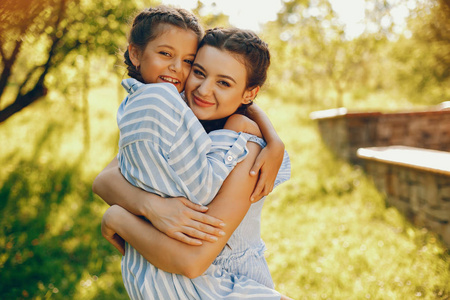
[193,95,215,107]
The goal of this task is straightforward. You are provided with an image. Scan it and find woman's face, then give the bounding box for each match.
[129,24,198,93]
[184,45,256,120]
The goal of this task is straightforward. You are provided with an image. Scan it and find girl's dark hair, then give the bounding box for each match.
[124,5,204,82]
[199,27,271,91]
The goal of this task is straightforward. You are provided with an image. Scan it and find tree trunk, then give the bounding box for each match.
[0,84,46,123]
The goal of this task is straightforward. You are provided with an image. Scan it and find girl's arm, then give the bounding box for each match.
[93,157,226,245]
[246,103,285,201]
[102,142,262,279]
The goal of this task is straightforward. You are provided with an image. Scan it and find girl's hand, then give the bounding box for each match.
[144,197,226,246]
[249,140,285,202]
[102,206,126,255]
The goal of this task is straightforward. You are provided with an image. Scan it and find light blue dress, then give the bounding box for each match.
[117,78,291,299]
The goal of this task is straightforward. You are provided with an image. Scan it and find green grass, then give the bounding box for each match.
[0,85,449,299]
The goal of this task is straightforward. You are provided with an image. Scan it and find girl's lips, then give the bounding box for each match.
[193,96,214,107]
[159,75,180,86]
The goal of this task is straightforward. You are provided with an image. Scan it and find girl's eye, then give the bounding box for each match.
[159,51,171,57]
[184,59,194,65]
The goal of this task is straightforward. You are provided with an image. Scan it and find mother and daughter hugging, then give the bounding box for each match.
[92,4,292,300]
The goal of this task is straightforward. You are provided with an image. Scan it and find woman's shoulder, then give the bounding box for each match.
[223,114,262,138]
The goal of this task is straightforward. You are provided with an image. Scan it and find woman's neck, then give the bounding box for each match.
[199,117,229,133]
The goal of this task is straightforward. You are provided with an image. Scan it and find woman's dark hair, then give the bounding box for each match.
[124,5,204,82]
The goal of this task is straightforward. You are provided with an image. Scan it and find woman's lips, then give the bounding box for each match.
[193,96,214,107]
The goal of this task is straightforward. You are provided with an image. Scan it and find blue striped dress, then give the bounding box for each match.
[117,78,291,299]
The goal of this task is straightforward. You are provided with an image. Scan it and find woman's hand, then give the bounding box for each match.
[102,206,126,255]
[249,139,285,202]
[144,196,226,246]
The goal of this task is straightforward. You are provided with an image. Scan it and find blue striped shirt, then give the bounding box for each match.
[118,78,252,206]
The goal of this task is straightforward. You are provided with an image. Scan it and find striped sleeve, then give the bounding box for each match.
[168,116,252,206]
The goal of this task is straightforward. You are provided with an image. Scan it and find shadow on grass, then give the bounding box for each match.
[0,124,126,299]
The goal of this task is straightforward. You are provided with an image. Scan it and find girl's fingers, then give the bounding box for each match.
[250,175,265,202]
[249,160,262,177]
[171,232,203,246]
[181,226,222,243]
[181,198,209,212]
[190,210,226,228]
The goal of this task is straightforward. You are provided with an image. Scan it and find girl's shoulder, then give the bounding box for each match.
[121,79,187,112]
[122,79,180,99]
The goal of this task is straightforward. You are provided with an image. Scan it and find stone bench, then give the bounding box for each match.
[357,145,450,246]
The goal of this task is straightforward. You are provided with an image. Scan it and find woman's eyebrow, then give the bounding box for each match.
[193,63,237,84]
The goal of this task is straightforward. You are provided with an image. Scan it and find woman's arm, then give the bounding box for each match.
[93,157,226,245]
[102,142,262,278]
[246,104,285,201]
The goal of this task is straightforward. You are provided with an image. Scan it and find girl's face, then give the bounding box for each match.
[184,45,258,121]
[129,24,198,93]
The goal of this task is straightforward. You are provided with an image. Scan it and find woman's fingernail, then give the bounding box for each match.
[210,236,218,241]
[219,231,225,236]
[250,171,256,175]
[220,222,226,227]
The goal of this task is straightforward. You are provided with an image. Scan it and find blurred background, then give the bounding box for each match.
[0,0,449,299]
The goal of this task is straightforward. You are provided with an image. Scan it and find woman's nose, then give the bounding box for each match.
[197,79,212,97]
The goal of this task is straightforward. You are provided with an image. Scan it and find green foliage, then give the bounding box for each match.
[1,83,449,299]
[0,85,122,299]
[264,0,450,108]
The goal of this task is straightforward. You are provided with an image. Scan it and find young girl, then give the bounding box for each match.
[93,5,291,300]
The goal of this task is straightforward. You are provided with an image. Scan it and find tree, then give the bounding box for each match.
[264,0,372,107]
[0,0,145,123]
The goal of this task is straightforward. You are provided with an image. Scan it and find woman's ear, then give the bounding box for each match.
[242,86,260,104]
[128,44,141,68]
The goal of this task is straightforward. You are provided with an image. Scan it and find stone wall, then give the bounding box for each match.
[310,103,450,164]
[311,104,450,247]
[357,146,450,246]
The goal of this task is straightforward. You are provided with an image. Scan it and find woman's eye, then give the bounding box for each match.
[193,69,205,77]
[184,59,194,65]
[159,51,171,57]
[218,81,230,87]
